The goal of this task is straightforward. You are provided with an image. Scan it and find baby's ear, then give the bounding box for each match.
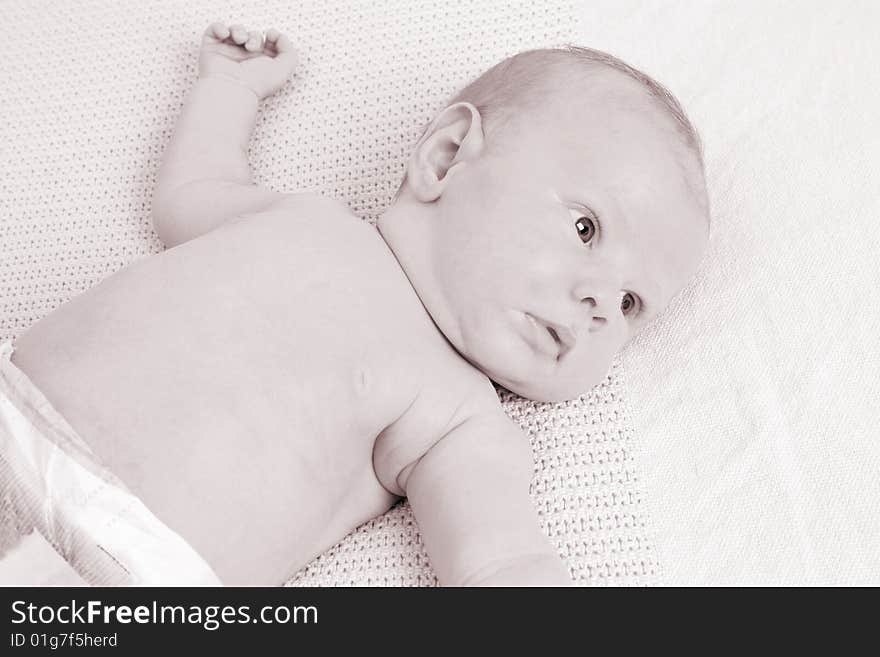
[405,102,484,202]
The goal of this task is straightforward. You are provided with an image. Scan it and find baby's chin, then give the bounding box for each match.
[459,329,597,403]
[496,376,582,403]
[493,368,597,403]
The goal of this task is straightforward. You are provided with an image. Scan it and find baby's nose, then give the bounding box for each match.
[581,296,609,332]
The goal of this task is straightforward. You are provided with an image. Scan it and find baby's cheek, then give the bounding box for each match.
[506,256,556,307]
[525,247,565,278]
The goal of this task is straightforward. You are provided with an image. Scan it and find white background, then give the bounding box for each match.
[580,0,880,584]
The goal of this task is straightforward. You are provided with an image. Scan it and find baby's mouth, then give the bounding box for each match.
[524,313,576,360]
[545,323,576,359]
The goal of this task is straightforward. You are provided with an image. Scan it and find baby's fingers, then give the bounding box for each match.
[266,29,293,52]
[229,24,249,46]
[265,28,281,47]
[244,30,264,52]
[203,21,230,43]
[265,29,298,67]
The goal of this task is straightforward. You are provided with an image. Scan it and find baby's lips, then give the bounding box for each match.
[547,322,577,354]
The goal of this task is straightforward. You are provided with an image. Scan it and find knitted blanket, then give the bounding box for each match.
[1,0,659,585]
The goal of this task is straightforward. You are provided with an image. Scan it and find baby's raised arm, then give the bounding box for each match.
[152,22,299,247]
[405,410,572,586]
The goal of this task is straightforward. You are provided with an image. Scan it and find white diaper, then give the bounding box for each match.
[0,340,221,586]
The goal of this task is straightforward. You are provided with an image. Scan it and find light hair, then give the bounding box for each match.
[394,45,706,202]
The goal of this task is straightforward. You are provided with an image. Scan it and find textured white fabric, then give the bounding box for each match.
[577,1,880,584]
[1,0,661,586]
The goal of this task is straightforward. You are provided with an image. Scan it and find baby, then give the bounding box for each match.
[1,22,708,586]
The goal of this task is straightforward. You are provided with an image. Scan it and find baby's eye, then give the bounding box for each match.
[621,292,640,316]
[571,208,598,245]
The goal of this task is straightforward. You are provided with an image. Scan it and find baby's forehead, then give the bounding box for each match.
[527,64,700,164]
[551,79,707,209]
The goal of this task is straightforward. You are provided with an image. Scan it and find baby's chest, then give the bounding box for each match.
[174,213,449,436]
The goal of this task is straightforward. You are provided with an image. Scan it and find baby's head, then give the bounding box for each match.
[378,46,709,402]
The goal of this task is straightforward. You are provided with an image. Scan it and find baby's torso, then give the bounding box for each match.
[11,197,493,584]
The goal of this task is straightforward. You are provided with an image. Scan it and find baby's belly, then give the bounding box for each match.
[14,329,396,584]
[14,335,395,584]
[10,223,411,584]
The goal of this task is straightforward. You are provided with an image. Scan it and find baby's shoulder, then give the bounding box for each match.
[224,190,378,260]
[237,191,356,233]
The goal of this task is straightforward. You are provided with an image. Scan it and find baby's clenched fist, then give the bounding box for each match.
[199,21,299,100]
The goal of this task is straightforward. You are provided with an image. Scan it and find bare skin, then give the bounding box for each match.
[10,23,707,586]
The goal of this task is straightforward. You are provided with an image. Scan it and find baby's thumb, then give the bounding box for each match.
[274,33,299,70]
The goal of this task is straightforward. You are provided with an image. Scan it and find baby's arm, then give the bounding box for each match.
[153,23,299,247]
[405,410,571,586]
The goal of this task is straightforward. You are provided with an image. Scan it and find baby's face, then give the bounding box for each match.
[390,84,708,402]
